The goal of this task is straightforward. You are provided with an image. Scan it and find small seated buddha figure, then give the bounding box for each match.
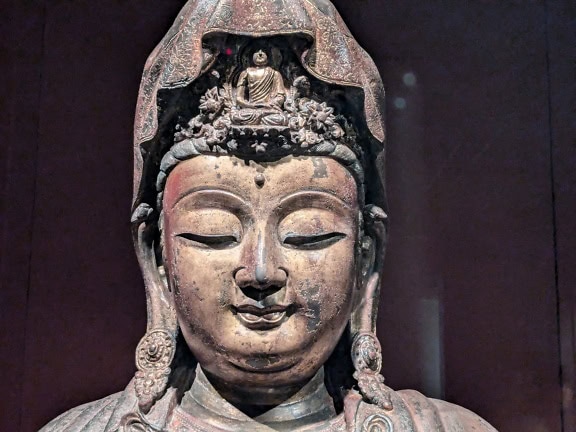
[231,50,288,126]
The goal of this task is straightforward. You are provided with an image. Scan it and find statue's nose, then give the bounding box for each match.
[234,232,288,290]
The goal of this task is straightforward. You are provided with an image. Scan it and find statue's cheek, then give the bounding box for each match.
[166,239,240,322]
[285,243,356,328]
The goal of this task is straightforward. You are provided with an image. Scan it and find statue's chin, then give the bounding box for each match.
[198,353,310,387]
[226,356,300,374]
[201,364,317,406]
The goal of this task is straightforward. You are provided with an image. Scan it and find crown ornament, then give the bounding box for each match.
[173,61,356,158]
[154,50,364,214]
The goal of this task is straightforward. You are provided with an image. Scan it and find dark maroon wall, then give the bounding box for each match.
[1,1,574,431]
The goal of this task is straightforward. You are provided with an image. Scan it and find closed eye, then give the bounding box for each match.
[176,233,238,249]
[282,232,346,250]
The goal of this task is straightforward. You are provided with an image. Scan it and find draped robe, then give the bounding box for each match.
[40,378,498,432]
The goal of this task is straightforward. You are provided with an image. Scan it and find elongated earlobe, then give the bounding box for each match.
[351,204,387,336]
[360,236,375,283]
[350,204,393,409]
[350,274,393,411]
[131,205,179,412]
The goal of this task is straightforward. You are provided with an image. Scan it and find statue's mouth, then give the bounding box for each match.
[232,304,293,330]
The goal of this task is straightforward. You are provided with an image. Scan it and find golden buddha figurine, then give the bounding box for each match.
[231,49,287,126]
[40,1,498,431]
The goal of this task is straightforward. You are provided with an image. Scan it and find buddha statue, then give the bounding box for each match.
[40,1,498,431]
[231,50,287,126]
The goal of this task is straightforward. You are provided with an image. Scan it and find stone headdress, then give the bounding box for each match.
[129,0,390,417]
[132,0,386,207]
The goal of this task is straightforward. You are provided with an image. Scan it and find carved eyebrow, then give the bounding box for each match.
[170,188,248,210]
[278,189,352,209]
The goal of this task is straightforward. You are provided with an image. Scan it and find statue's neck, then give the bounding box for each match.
[179,366,337,431]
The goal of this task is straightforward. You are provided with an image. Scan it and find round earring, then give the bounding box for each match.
[134,329,176,413]
[351,332,393,411]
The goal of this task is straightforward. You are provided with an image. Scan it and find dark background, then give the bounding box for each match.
[1,1,574,431]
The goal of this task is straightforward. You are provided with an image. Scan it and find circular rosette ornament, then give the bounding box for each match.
[352,332,393,411]
[352,332,383,373]
[198,87,224,115]
[134,329,176,412]
[361,414,394,432]
[306,101,335,131]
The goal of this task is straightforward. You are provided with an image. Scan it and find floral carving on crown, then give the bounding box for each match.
[154,53,364,214]
[173,66,354,157]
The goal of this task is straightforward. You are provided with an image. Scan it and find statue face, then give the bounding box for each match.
[162,155,359,394]
[253,50,268,66]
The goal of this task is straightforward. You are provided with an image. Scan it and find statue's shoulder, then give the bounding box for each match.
[39,386,138,432]
[397,389,498,431]
[348,389,497,431]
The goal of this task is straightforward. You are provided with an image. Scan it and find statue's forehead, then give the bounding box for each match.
[163,155,358,208]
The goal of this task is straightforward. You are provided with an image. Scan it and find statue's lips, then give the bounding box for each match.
[232,304,293,330]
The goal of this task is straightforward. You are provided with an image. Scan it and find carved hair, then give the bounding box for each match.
[155,138,365,214]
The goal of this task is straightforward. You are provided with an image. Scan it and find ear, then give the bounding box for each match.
[350,205,388,336]
[132,205,177,331]
[131,205,180,412]
[351,235,379,335]
[360,236,376,286]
